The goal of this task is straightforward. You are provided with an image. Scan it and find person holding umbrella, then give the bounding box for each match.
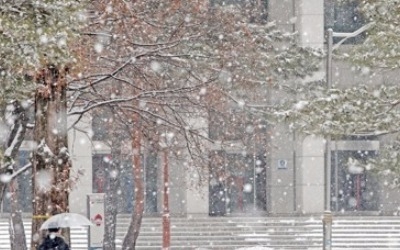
[38,222,69,250]
[38,212,93,249]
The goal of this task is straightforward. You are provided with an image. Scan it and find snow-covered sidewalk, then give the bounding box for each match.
[235,247,273,250]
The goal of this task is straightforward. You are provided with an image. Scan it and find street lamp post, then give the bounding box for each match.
[323,22,374,250]
[323,28,333,250]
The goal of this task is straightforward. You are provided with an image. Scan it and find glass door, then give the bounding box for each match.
[209,151,266,216]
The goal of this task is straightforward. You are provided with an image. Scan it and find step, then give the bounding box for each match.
[3,216,400,249]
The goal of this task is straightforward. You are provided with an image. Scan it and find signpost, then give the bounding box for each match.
[87,193,105,250]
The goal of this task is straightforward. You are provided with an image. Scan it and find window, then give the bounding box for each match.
[209,108,247,141]
[92,153,158,214]
[209,108,268,142]
[92,154,135,213]
[331,135,379,211]
[325,0,366,44]
[91,109,113,141]
[209,151,267,215]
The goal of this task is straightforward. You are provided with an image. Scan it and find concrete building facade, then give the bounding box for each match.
[2,0,400,217]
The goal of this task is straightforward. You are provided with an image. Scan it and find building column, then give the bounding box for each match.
[268,125,296,214]
[68,114,93,215]
[298,135,325,213]
[294,0,326,214]
[185,166,209,216]
[297,0,324,48]
[184,116,209,216]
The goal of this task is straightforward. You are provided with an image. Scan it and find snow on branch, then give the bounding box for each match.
[1,100,28,171]
[36,139,55,162]
[57,146,70,165]
[4,123,24,158]
[0,163,32,184]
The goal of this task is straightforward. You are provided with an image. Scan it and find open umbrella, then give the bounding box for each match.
[40,213,93,230]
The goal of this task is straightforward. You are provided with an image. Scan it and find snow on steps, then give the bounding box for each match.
[119,216,400,249]
[1,215,400,249]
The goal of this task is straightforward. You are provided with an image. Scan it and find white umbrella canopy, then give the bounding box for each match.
[40,213,93,230]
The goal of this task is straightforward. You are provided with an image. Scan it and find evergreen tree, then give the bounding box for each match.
[274,0,400,184]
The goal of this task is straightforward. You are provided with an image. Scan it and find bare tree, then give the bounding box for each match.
[66,1,321,249]
[121,109,143,250]
[0,100,29,250]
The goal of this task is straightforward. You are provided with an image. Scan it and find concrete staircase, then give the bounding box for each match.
[1,215,400,249]
[121,216,322,250]
[118,215,400,250]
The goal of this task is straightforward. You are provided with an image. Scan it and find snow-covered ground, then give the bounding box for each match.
[196,248,273,250]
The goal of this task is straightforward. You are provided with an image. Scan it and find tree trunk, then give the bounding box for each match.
[122,112,144,250]
[103,93,123,249]
[31,65,71,249]
[9,178,27,250]
[162,148,170,250]
[103,157,119,250]
[31,88,49,249]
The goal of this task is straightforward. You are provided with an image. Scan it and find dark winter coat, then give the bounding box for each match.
[37,234,69,250]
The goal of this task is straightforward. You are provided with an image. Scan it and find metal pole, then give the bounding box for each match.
[253,139,256,211]
[293,131,297,212]
[334,142,339,212]
[322,23,373,250]
[323,210,333,249]
[323,28,333,250]
[326,28,333,90]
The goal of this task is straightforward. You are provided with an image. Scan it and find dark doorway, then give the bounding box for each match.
[332,150,379,212]
[92,153,158,214]
[209,151,266,216]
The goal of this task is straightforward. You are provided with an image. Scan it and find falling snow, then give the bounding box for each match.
[1,1,400,249]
